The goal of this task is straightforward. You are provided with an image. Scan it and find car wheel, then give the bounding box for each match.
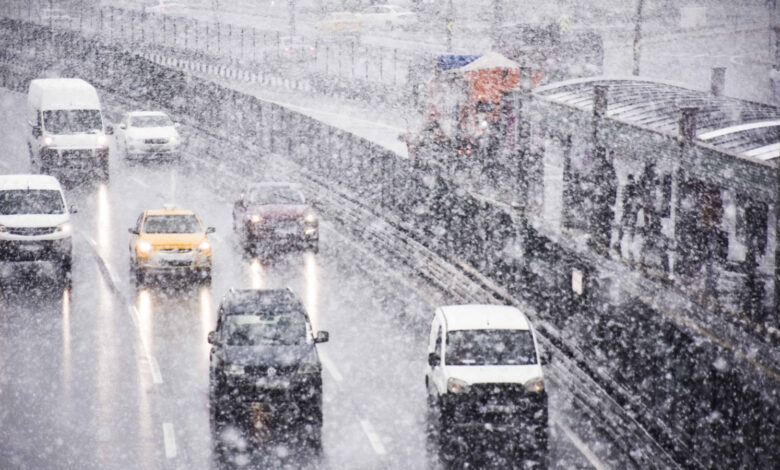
[59,258,73,290]
[134,267,145,286]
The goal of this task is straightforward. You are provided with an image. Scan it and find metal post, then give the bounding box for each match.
[288,0,296,36]
[173,18,177,49]
[217,22,220,54]
[446,0,453,52]
[711,67,726,96]
[632,0,645,76]
[775,161,780,316]
[253,29,256,62]
[240,27,244,59]
[393,49,397,84]
[351,40,355,78]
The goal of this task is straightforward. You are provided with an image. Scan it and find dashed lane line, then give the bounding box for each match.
[317,349,343,383]
[359,419,387,456]
[81,231,164,385]
[554,416,609,470]
[130,306,164,385]
[162,422,178,459]
[130,175,151,189]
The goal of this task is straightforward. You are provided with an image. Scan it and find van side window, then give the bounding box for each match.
[434,327,443,361]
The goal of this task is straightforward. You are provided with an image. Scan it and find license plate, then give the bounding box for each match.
[20,244,42,252]
[256,377,291,389]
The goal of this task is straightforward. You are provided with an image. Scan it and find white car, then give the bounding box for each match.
[117,111,182,162]
[425,305,548,461]
[0,175,75,287]
[358,4,416,30]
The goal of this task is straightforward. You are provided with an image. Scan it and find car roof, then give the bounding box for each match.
[0,174,63,191]
[440,305,531,331]
[144,208,196,216]
[127,111,170,117]
[221,288,304,315]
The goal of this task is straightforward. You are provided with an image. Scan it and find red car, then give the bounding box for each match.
[233,183,319,253]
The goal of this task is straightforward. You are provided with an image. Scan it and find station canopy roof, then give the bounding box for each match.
[534,77,780,163]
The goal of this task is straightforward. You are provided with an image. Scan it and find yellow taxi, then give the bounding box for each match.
[128,207,215,284]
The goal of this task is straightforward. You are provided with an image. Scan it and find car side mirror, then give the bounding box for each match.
[314,331,329,343]
[540,350,551,366]
[128,228,139,235]
[119,123,127,130]
[207,331,220,346]
[428,352,439,368]
[105,125,114,135]
[31,125,42,138]
[69,204,78,214]
[206,227,216,234]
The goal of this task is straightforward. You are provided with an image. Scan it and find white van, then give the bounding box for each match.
[425,305,548,463]
[0,174,75,287]
[27,78,113,182]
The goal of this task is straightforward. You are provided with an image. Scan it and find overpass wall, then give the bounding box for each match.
[0,19,777,469]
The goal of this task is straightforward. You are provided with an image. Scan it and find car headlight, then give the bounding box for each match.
[304,213,317,224]
[198,240,210,251]
[136,240,152,254]
[297,362,320,375]
[43,136,54,146]
[97,134,109,147]
[524,378,545,393]
[226,364,245,376]
[447,377,471,394]
[56,222,72,234]
[250,214,263,223]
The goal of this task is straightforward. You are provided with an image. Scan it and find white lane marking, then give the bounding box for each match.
[554,417,609,470]
[162,422,178,459]
[130,176,150,189]
[359,419,387,456]
[317,349,343,383]
[130,306,164,385]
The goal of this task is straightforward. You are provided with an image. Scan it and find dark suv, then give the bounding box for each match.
[208,288,329,449]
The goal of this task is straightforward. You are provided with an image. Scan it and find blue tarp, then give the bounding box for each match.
[436,55,481,71]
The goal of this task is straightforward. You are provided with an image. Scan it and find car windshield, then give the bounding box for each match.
[248,186,305,205]
[42,109,102,134]
[224,314,306,346]
[130,115,173,127]
[446,329,537,366]
[143,214,201,233]
[0,189,65,215]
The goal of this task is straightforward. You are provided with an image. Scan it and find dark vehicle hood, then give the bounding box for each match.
[223,343,316,367]
[249,204,309,219]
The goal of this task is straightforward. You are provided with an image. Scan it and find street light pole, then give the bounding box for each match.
[446,0,453,52]
[289,0,295,37]
[632,0,644,76]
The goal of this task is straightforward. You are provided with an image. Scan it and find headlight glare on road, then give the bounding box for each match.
[447,377,471,394]
[226,364,245,376]
[250,214,263,223]
[57,222,72,234]
[137,240,152,254]
[198,240,210,251]
[524,378,545,393]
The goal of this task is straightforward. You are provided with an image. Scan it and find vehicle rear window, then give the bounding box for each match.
[0,189,64,215]
[446,329,537,366]
[43,109,102,134]
[130,115,173,128]
[224,314,306,346]
[143,215,201,233]
[248,186,305,205]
